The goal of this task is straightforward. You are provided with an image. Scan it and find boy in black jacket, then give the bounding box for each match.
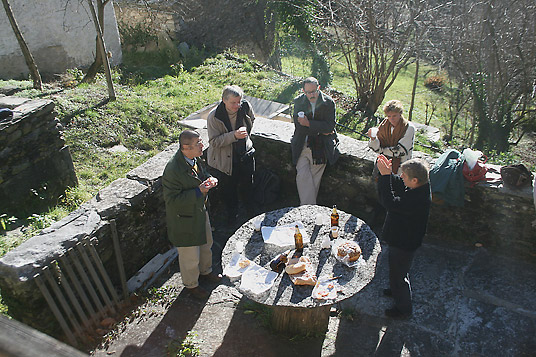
[377,154,431,319]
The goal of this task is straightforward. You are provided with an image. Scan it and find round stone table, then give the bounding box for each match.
[221,205,381,335]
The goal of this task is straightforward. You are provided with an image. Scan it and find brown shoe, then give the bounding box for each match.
[187,286,209,300]
[200,272,222,284]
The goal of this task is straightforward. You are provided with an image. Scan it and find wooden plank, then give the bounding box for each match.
[33,274,78,346]
[0,315,87,357]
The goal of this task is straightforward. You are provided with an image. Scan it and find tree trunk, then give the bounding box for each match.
[408,57,419,122]
[82,0,108,85]
[271,305,331,335]
[2,0,42,90]
[85,0,115,100]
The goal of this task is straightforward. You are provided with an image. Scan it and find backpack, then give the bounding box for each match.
[252,168,280,206]
[500,164,533,189]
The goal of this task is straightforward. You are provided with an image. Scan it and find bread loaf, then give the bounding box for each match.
[337,241,361,262]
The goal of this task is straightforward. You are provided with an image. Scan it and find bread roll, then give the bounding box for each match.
[285,261,306,274]
[294,274,317,286]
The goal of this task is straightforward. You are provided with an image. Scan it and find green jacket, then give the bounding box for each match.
[162,151,210,247]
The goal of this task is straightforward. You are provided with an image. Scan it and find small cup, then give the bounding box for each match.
[298,111,305,118]
[253,217,262,231]
[321,235,331,249]
[330,226,339,239]
[370,127,379,138]
[235,241,244,253]
[315,213,323,226]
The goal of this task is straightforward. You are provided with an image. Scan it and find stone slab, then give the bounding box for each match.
[127,142,180,184]
[0,204,101,282]
[127,248,178,292]
[91,177,149,218]
[0,96,30,109]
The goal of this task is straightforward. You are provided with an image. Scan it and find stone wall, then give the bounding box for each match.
[0,96,77,217]
[114,0,278,66]
[252,119,536,259]
[0,0,122,79]
[0,118,534,338]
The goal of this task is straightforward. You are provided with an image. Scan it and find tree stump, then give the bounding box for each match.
[271,305,331,335]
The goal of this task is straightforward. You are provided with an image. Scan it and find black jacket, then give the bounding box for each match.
[291,91,339,165]
[378,174,431,251]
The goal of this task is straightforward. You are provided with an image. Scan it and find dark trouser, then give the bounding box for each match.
[388,245,416,314]
[213,155,255,218]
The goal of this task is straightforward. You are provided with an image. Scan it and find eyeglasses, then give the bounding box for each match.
[304,89,319,95]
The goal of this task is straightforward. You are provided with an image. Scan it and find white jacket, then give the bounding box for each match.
[368,123,415,164]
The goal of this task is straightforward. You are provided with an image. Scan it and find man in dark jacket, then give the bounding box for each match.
[163,130,222,300]
[377,155,431,318]
[291,77,339,205]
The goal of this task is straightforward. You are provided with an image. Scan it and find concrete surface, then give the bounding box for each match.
[91,219,536,357]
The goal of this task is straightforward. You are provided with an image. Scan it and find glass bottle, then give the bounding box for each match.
[294,225,303,252]
[269,250,289,273]
[331,205,339,227]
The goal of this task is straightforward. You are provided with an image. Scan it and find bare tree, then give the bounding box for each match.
[432,0,536,152]
[316,0,432,123]
[2,0,42,90]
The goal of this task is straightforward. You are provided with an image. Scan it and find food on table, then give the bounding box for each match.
[238,258,251,269]
[313,281,337,299]
[286,256,317,286]
[293,270,317,286]
[285,256,310,274]
[337,241,361,262]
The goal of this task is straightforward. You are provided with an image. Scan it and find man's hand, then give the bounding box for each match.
[234,126,248,139]
[297,115,310,127]
[199,177,218,194]
[377,154,392,175]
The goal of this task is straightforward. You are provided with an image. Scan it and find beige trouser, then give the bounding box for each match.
[296,144,326,205]
[177,212,213,289]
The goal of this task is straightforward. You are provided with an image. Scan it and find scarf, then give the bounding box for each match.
[307,135,326,165]
[377,116,409,173]
[305,100,327,165]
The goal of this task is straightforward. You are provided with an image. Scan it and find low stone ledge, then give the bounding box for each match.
[126,142,180,185]
[92,178,150,218]
[1,97,77,215]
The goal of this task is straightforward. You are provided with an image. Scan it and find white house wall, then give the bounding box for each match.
[0,0,122,79]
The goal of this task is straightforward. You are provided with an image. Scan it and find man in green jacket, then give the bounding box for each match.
[163,130,221,300]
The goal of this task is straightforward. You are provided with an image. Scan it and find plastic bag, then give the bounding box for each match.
[462,148,483,170]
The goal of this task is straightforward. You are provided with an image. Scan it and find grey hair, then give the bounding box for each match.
[222,85,244,101]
